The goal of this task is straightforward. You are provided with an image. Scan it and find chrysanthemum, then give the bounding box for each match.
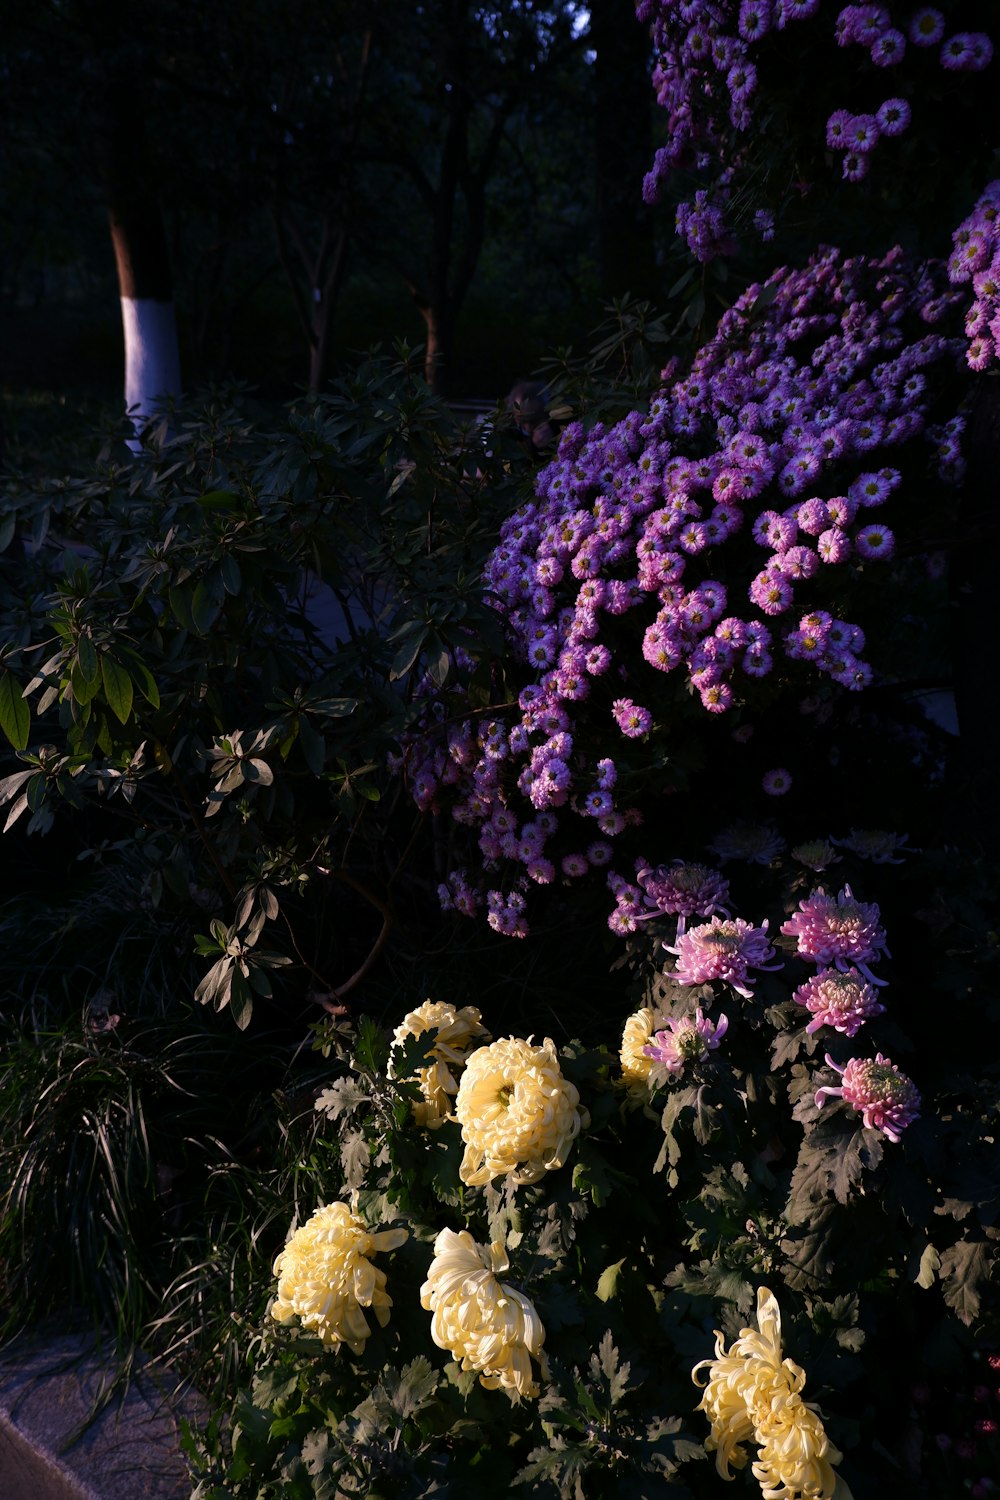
[389,999,492,1128]
[665,916,782,998]
[271,1201,408,1353]
[792,967,886,1037]
[620,1005,665,1087]
[635,859,731,930]
[421,1229,545,1398]
[781,883,889,982]
[709,823,785,865]
[643,1006,729,1074]
[693,1287,843,1499]
[815,1051,921,1141]
[454,1035,587,1186]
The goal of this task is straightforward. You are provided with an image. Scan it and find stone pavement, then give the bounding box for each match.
[0,1332,201,1500]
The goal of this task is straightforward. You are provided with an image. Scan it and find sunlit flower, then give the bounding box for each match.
[693,1286,843,1499]
[389,999,492,1127]
[420,1228,545,1398]
[665,916,782,998]
[454,1035,587,1185]
[271,1201,407,1353]
[643,1006,729,1073]
[780,884,889,983]
[620,1005,664,1087]
[815,1052,921,1141]
[792,967,886,1037]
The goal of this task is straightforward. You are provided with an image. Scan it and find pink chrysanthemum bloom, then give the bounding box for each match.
[781,884,890,983]
[643,1007,729,1074]
[634,859,731,934]
[665,917,782,998]
[815,1052,921,1141]
[792,967,887,1037]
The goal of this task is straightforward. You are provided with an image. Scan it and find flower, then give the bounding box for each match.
[635,859,731,930]
[643,1006,729,1073]
[454,1035,587,1186]
[792,967,886,1036]
[620,1005,664,1087]
[831,828,911,863]
[815,1051,921,1141]
[665,916,782,998]
[420,1228,545,1398]
[389,1000,492,1127]
[271,1201,408,1353]
[762,767,792,796]
[790,840,841,873]
[781,883,889,981]
[708,823,785,865]
[693,1287,843,1499]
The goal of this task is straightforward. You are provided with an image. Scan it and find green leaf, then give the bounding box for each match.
[939,1238,993,1325]
[389,627,429,681]
[0,672,30,751]
[0,512,16,553]
[70,662,102,706]
[595,1258,625,1303]
[198,489,242,510]
[191,572,226,635]
[916,1243,941,1289]
[77,632,99,684]
[100,655,134,725]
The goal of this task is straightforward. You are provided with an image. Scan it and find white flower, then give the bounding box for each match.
[271,1201,407,1354]
[420,1228,545,1398]
[390,999,492,1127]
[453,1035,587,1186]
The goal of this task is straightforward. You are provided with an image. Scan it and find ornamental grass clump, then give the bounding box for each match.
[453,1034,587,1186]
[271,1201,408,1354]
[420,1228,546,1399]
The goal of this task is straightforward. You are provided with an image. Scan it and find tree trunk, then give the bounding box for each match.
[591,0,658,302]
[98,76,181,444]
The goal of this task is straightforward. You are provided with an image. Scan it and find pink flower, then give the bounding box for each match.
[612,698,653,738]
[635,860,730,936]
[792,967,886,1036]
[665,916,782,998]
[814,1052,921,1141]
[781,884,890,982]
[643,1007,729,1074]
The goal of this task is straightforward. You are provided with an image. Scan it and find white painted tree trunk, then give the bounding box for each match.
[120,297,181,450]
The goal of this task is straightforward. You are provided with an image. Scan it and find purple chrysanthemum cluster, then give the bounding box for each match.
[947,180,1000,371]
[406,243,963,935]
[636,2,994,252]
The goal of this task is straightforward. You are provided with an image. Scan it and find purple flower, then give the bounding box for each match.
[815,1052,920,1141]
[762,767,792,796]
[781,883,890,981]
[612,698,653,737]
[792,967,886,1036]
[664,916,782,997]
[635,860,731,930]
[643,1007,729,1074]
[876,97,911,137]
[908,7,944,47]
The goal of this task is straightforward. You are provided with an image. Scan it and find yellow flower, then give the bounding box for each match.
[390,999,491,1128]
[420,1227,545,1398]
[619,1006,664,1088]
[453,1035,587,1186]
[271,1201,407,1354]
[692,1287,845,1500]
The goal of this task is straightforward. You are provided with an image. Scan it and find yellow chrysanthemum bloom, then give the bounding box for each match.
[420,1227,545,1398]
[390,999,492,1127]
[271,1201,408,1354]
[692,1287,847,1500]
[619,1005,663,1088]
[453,1035,587,1186]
